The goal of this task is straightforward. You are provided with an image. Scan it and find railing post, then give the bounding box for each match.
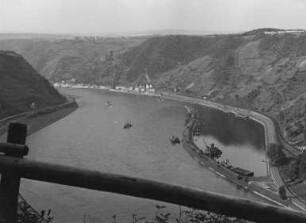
[0,123,27,223]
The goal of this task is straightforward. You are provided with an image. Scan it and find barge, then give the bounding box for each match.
[231,167,254,177]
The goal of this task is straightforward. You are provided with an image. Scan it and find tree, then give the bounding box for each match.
[298,152,306,179]
[287,160,299,181]
[278,185,287,200]
[267,143,286,166]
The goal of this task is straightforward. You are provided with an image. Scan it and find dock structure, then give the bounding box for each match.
[159,92,306,211]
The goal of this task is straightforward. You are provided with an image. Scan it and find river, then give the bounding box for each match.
[20,88,267,223]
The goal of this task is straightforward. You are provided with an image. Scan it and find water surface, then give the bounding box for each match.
[18,89,267,223]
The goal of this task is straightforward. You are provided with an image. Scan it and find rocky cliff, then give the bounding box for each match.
[0,51,65,118]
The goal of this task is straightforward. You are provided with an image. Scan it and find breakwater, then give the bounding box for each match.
[182,106,292,208]
[59,87,305,211]
[158,92,306,210]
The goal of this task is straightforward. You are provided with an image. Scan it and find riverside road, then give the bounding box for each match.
[161,92,306,211]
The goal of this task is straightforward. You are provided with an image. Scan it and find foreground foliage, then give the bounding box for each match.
[82,205,247,223]
[267,143,287,166]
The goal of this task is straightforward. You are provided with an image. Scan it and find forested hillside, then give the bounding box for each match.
[0,29,305,145]
[0,51,65,118]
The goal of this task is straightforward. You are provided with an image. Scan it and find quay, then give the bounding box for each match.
[157,92,306,211]
[53,86,306,211]
[182,108,291,208]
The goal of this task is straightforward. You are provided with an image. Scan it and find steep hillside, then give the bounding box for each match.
[0,36,147,83]
[0,30,305,145]
[121,31,306,145]
[0,51,65,118]
[121,35,243,82]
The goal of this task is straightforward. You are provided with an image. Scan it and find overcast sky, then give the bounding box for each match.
[0,0,305,35]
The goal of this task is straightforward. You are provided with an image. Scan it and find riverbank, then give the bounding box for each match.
[0,99,78,138]
[59,87,305,211]
[158,93,306,211]
[182,107,292,208]
[0,99,78,222]
[105,89,306,210]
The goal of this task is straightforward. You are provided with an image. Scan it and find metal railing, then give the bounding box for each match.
[1,123,306,223]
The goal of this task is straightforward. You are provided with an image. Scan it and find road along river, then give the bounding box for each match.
[20,88,269,223]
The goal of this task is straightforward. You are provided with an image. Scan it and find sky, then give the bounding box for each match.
[0,0,305,35]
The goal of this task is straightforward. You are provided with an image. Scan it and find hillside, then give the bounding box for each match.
[0,30,305,145]
[0,51,65,118]
[0,36,147,84]
[121,31,306,146]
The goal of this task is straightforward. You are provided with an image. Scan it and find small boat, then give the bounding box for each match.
[105,101,112,106]
[123,120,133,129]
[169,136,180,145]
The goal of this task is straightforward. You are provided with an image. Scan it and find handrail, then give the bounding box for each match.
[0,155,306,223]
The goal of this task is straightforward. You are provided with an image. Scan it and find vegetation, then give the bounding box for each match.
[1,32,306,148]
[0,51,65,118]
[283,152,306,181]
[0,36,147,84]
[1,29,306,221]
[278,185,287,200]
[2,30,302,146]
[267,143,287,166]
[82,205,247,223]
[279,152,306,200]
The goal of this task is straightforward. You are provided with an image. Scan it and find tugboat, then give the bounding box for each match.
[169,136,180,145]
[123,120,133,129]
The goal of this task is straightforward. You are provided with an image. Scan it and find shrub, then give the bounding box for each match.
[298,152,306,179]
[278,185,287,200]
[267,143,286,166]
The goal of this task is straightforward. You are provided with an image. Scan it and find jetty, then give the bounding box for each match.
[181,108,294,209]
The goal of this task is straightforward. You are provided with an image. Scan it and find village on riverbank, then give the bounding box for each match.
[53,81,156,95]
[1,82,306,222]
[53,83,306,211]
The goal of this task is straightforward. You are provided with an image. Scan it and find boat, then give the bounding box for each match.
[105,101,112,106]
[123,120,133,129]
[231,167,254,177]
[169,136,180,145]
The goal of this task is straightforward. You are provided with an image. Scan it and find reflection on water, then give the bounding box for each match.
[193,105,267,176]
[19,89,268,223]
[196,104,265,150]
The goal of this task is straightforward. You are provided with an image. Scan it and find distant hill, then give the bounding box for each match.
[0,33,76,40]
[0,29,305,144]
[0,36,148,83]
[242,28,284,35]
[0,51,65,118]
[120,34,243,82]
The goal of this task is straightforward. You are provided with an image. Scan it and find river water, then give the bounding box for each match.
[20,89,267,223]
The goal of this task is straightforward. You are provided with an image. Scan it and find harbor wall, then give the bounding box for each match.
[182,107,291,208]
